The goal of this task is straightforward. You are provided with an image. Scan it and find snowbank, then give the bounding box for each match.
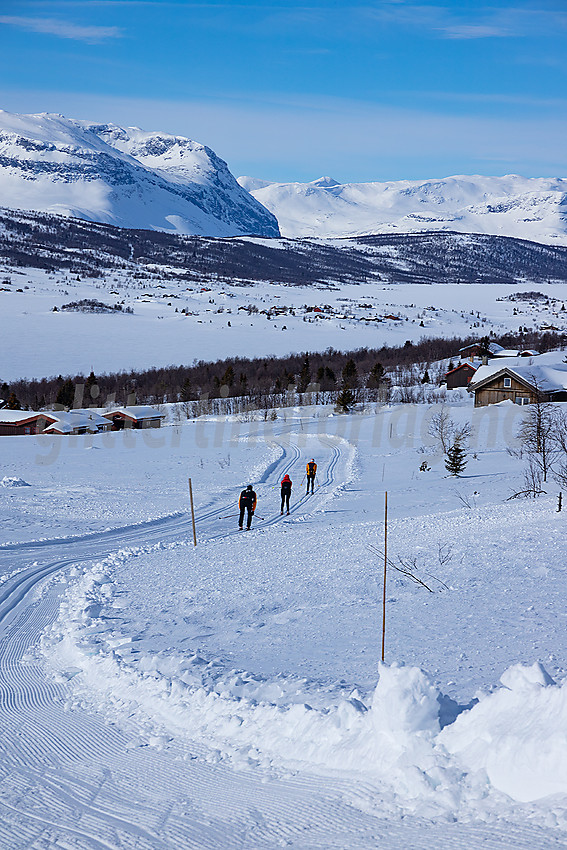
[1,476,30,487]
[440,662,567,802]
[43,551,567,814]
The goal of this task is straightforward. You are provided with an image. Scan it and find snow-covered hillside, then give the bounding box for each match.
[238,174,567,244]
[2,405,567,846]
[0,110,280,237]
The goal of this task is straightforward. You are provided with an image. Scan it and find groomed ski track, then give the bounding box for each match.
[0,424,563,849]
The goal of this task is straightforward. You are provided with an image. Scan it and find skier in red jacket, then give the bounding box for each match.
[280,474,292,515]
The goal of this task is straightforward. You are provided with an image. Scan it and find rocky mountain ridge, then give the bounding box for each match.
[238,174,567,244]
[2,206,567,287]
[0,110,280,238]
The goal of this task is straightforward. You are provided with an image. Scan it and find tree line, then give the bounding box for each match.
[3,329,566,414]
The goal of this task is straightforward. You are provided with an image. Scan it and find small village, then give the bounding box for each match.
[2,337,567,436]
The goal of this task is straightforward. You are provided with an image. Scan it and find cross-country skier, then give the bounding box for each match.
[280,474,292,515]
[239,484,257,530]
[306,459,317,494]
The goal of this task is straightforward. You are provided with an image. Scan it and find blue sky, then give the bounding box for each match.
[1,0,566,182]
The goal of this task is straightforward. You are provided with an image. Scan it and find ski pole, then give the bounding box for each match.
[218,513,240,519]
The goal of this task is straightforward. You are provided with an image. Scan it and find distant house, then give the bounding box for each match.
[42,410,112,435]
[459,341,539,362]
[445,362,478,390]
[104,406,164,430]
[0,409,113,436]
[468,359,567,407]
[0,410,53,436]
[490,347,539,359]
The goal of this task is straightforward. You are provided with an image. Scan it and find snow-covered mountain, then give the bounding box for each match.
[238,174,567,244]
[0,110,280,237]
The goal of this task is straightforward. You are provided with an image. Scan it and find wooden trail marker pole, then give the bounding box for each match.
[188,477,197,547]
[381,491,388,663]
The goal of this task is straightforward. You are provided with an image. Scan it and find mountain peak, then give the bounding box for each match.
[0,109,280,237]
[245,173,567,243]
[311,176,341,188]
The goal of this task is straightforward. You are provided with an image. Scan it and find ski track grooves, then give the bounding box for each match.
[0,433,367,849]
[0,431,557,849]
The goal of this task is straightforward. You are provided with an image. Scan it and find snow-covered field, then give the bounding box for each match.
[1,402,567,848]
[2,263,567,381]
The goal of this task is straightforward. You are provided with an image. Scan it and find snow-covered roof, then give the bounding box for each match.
[105,406,164,420]
[469,353,567,394]
[490,348,540,358]
[42,411,102,433]
[0,409,52,424]
[459,341,503,354]
[446,361,478,375]
[71,409,112,426]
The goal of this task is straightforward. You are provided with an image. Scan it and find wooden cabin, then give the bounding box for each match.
[469,361,567,407]
[104,406,164,430]
[445,362,477,390]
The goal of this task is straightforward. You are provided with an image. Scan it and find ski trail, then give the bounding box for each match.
[0,427,563,848]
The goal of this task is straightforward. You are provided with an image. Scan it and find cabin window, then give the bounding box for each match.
[515,396,530,405]
[503,377,512,388]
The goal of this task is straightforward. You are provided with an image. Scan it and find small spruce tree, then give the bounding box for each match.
[341,358,358,389]
[336,387,355,413]
[445,437,467,476]
[367,362,385,389]
[6,391,22,410]
[85,370,99,401]
[297,355,311,393]
[55,378,75,409]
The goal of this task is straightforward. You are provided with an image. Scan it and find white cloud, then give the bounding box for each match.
[0,16,122,42]
[439,24,511,40]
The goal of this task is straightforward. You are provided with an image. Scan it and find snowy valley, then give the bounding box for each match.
[2,402,567,848]
[2,107,567,850]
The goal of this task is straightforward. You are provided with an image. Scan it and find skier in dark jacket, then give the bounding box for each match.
[239,484,257,530]
[280,474,292,515]
[306,459,317,494]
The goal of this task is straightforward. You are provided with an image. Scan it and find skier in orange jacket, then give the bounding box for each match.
[306,459,317,494]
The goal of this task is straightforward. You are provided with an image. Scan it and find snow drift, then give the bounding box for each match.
[43,545,567,811]
[440,662,567,802]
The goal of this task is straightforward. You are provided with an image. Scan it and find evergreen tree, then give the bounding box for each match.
[421,370,430,384]
[221,365,235,388]
[445,437,467,476]
[56,378,75,409]
[180,376,192,402]
[367,362,384,389]
[85,370,99,401]
[6,391,22,410]
[336,388,355,413]
[341,358,358,389]
[297,355,311,393]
